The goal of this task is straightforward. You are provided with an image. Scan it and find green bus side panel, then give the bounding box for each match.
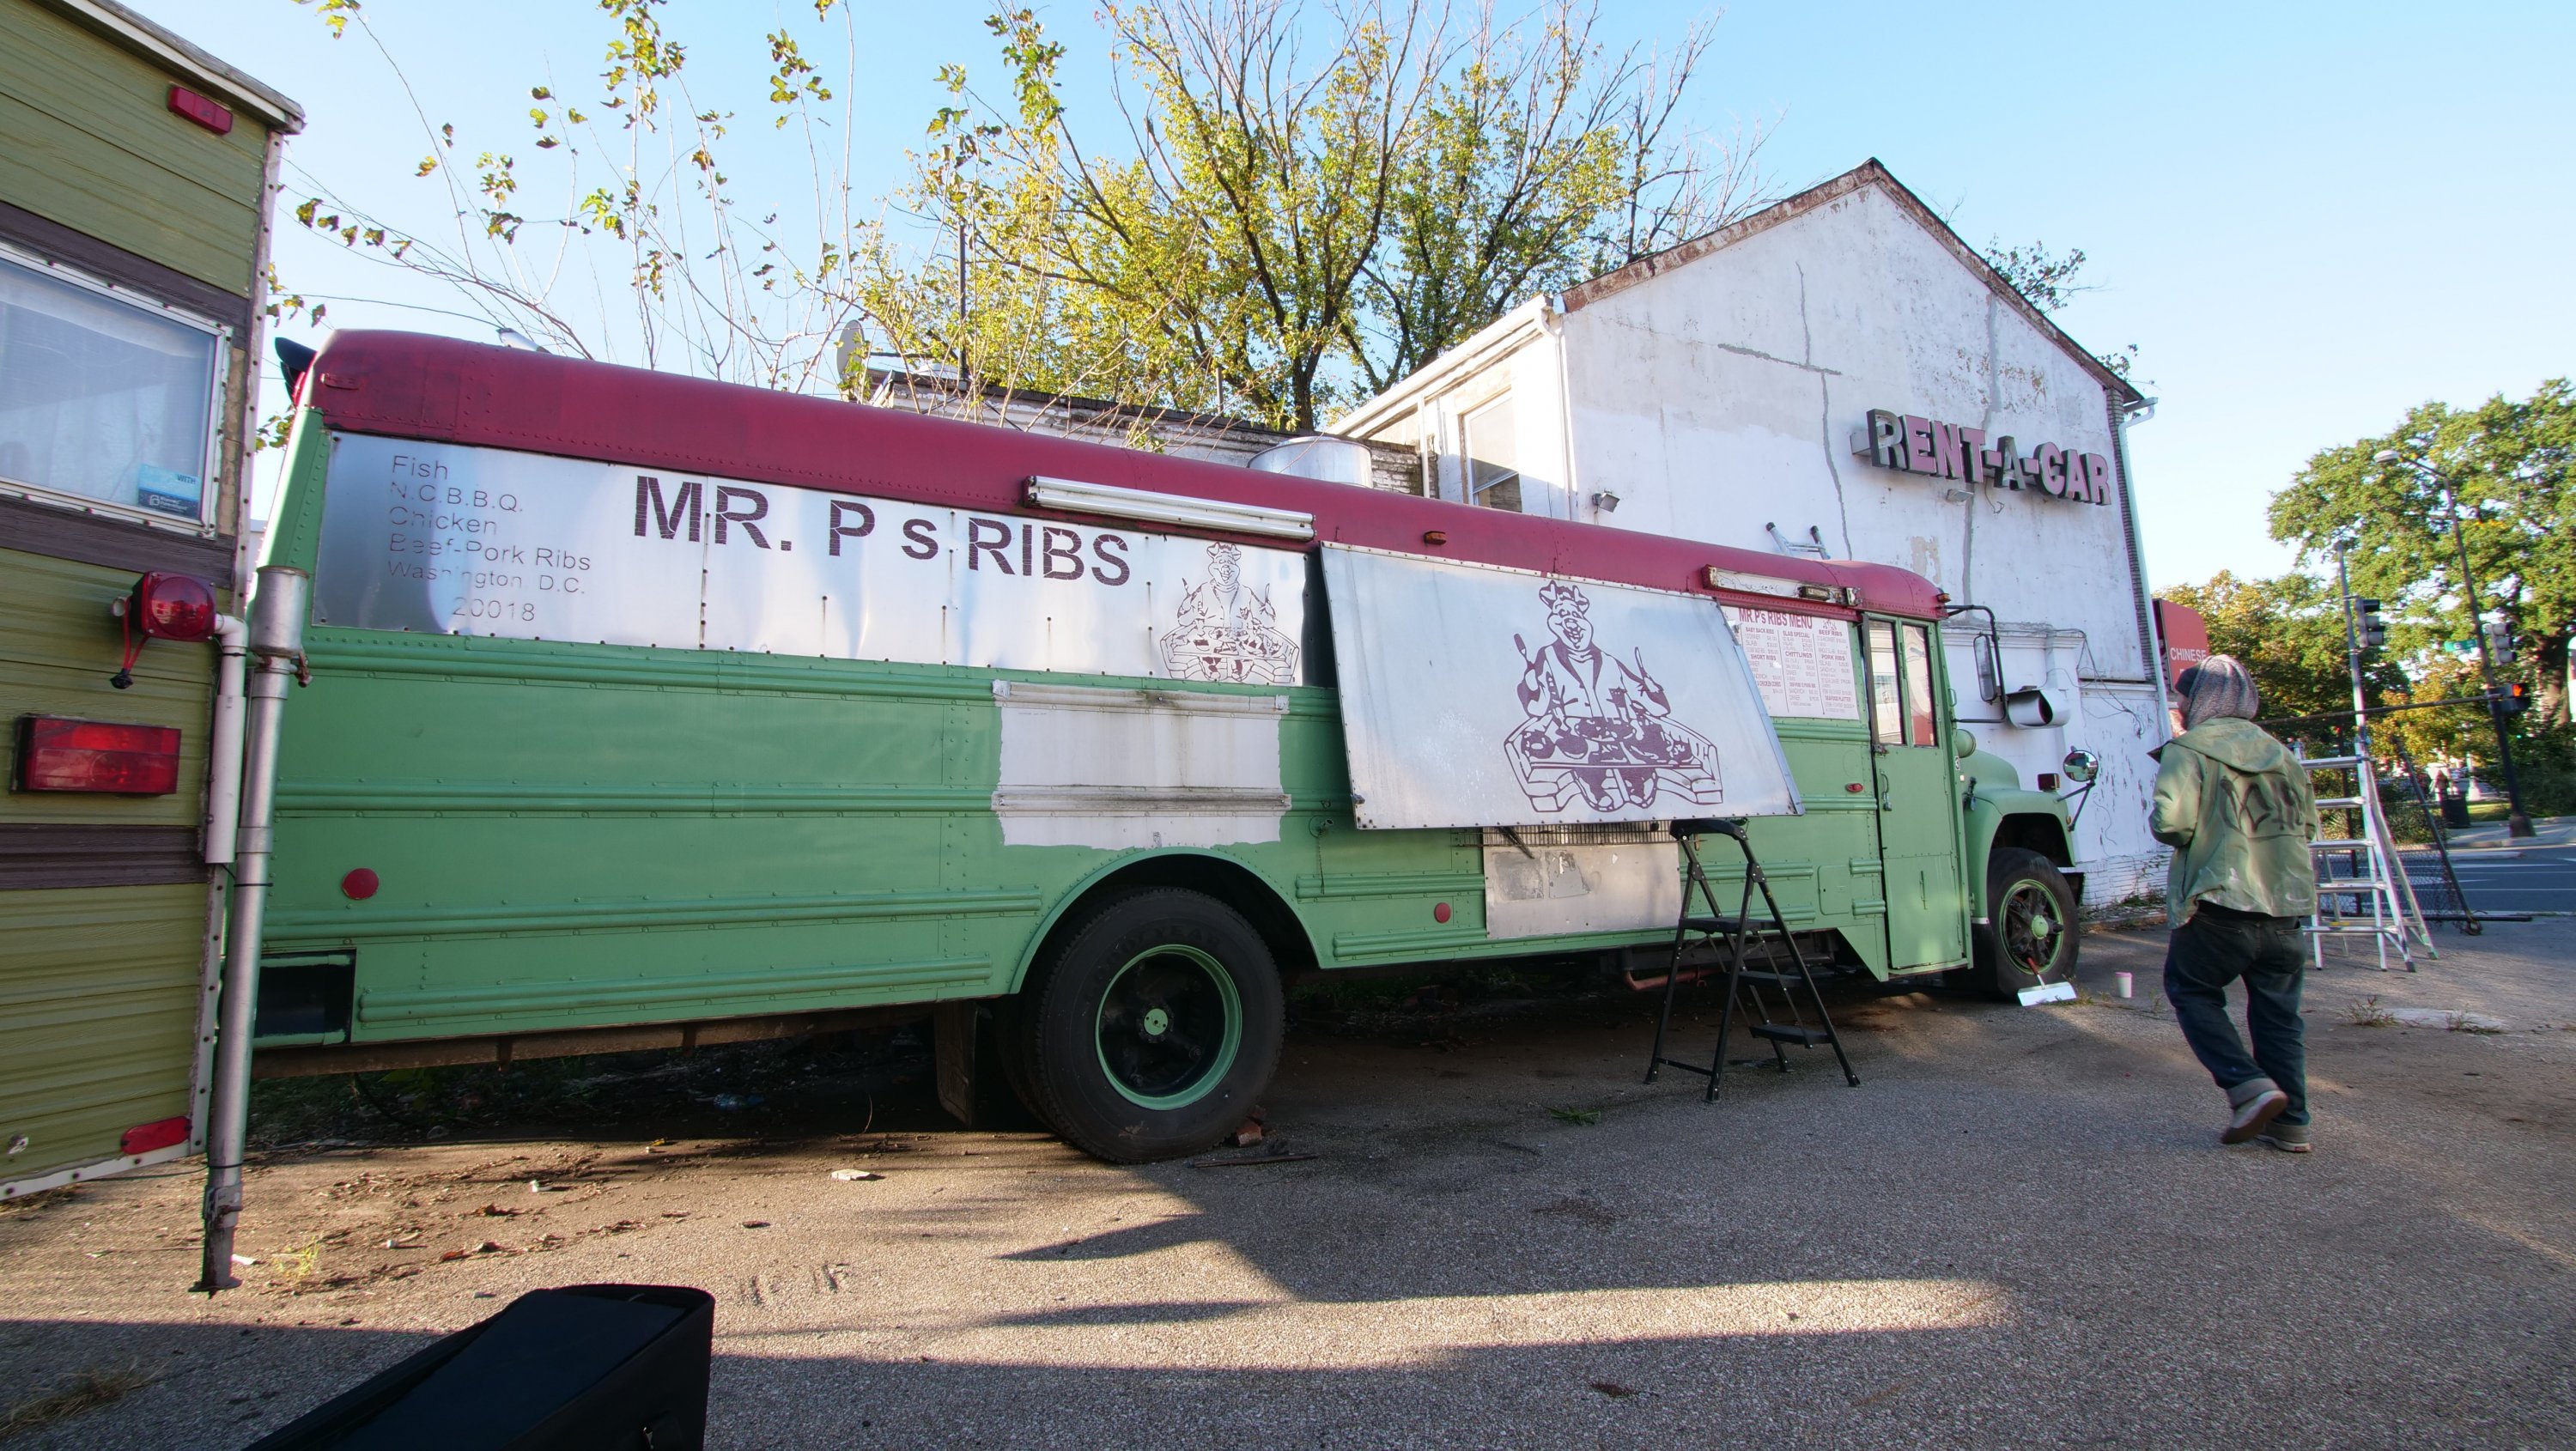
[266,636,1007,1038]
[0,0,270,296]
[1742,719,1889,977]
[262,629,1909,1039]
[0,883,204,1182]
[0,545,216,827]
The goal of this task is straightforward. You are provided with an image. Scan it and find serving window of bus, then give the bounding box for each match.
[1866,619,1941,748]
[0,244,228,528]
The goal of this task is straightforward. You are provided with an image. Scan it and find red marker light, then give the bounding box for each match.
[2038,773,2061,792]
[167,86,234,135]
[1432,902,1452,924]
[120,1116,191,1156]
[341,868,380,900]
[131,573,219,642]
[14,717,182,794]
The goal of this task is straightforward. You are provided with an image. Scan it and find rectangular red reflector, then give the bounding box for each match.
[120,1115,190,1156]
[167,85,233,135]
[14,716,182,795]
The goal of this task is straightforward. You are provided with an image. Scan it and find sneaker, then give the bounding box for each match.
[2257,1124,2312,1154]
[2221,1088,2289,1144]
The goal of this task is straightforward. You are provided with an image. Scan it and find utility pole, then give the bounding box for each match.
[2334,538,2372,760]
[2374,448,2534,838]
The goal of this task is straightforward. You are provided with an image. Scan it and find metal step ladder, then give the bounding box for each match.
[1643,818,1859,1098]
[2300,750,2427,971]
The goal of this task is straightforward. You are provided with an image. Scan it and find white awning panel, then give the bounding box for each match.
[1321,544,1801,830]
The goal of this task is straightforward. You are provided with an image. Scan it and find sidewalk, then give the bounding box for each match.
[2435,813,2576,852]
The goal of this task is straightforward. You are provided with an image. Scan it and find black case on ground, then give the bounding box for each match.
[244,1283,714,1450]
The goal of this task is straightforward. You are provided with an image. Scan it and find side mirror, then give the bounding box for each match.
[1953,726,1978,759]
[2061,748,2100,784]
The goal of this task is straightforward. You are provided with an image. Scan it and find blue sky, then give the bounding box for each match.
[131,1,2574,592]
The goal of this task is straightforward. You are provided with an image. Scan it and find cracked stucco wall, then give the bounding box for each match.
[1547,181,2164,899]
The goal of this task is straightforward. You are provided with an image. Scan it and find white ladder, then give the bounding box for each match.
[2300,750,2427,971]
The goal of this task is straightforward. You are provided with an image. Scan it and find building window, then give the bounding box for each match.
[0,249,224,525]
[1459,392,1522,513]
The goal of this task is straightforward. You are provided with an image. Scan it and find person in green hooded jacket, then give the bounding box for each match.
[2150,654,2321,1152]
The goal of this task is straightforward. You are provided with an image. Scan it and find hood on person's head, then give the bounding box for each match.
[2174,654,2260,732]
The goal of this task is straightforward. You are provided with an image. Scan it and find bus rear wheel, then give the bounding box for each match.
[1008,888,1284,1163]
[1970,848,2079,999]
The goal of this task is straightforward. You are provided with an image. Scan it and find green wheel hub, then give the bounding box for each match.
[1095,944,1242,1110]
[1998,879,2063,976]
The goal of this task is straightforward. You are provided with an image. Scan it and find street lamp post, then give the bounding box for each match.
[2374,448,2534,839]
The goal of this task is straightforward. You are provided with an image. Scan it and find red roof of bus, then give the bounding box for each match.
[302,331,1944,619]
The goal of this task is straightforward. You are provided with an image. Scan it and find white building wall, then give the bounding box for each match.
[1341,176,2170,908]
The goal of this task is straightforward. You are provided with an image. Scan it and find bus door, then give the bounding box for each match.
[1862,617,1969,969]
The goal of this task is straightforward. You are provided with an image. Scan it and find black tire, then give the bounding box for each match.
[991,995,1048,1122]
[1005,888,1285,1163]
[1970,847,2080,999]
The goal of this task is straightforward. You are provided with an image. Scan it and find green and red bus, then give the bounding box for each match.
[232,330,2087,1166]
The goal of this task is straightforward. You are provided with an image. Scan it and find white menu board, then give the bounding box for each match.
[1722,606,1860,721]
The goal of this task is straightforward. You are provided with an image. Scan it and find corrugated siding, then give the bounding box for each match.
[0,883,204,1183]
[1,546,213,1189]
[0,0,269,296]
[0,545,215,827]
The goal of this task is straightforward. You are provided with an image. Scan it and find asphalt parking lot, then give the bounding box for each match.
[4,924,2573,1450]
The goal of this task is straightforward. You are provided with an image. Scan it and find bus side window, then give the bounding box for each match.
[1902,622,1938,746]
[1868,621,1904,748]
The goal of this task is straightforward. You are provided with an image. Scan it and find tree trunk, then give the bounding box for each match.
[2537,632,2571,728]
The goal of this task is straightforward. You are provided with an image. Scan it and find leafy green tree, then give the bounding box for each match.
[280,1,1765,435]
[864,1,1773,431]
[2157,571,2379,732]
[284,0,873,391]
[2267,379,2576,726]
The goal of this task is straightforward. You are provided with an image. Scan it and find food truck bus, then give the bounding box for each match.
[230,331,2091,1166]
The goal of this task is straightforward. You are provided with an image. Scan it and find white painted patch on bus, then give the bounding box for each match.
[1481,825,1682,940]
[991,681,1289,849]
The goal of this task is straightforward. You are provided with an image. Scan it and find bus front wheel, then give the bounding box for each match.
[1970,848,2079,999]
[1007,888,1284,1163]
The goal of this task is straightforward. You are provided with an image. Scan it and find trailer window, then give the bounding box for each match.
[1867,621,1904,747]
[1903,623,1938,745]
[0,249,222,525]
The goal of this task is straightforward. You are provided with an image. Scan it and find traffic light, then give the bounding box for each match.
[2354,597,2386,650]
[2500,681,2530,715]
[2482,619,2517,665]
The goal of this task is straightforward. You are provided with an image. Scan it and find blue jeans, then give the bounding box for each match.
[2163,907,2308,1126]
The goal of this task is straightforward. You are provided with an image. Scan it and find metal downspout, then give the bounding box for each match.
[196,567,307,1294]
[2112,396,2167,726]
[188,616,251,1157]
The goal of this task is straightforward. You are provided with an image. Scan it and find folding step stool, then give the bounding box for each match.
[1643,817,1859,1099]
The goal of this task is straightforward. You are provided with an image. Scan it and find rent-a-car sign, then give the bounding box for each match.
[1856,409,2111,505]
